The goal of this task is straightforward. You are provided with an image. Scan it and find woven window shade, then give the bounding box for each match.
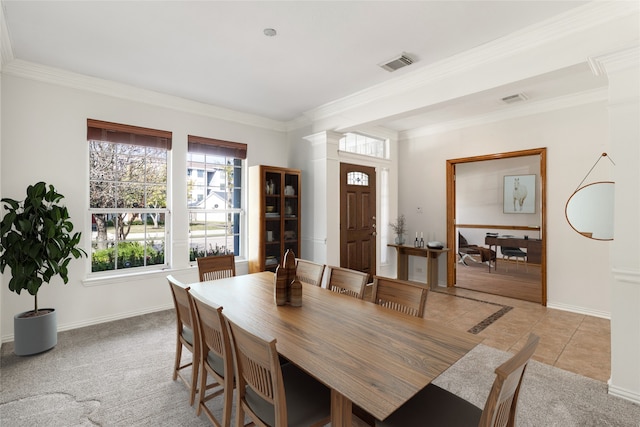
[87,119,172,150]
[188,135,247,159]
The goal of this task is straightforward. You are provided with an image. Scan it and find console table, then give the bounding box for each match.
[388,244,449,290]
[485,236,542,269]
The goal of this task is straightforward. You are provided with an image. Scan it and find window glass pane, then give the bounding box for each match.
[339,132,387,159]
[347,171,369,186]
[90,212,166,272]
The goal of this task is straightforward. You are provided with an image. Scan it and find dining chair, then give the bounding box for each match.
[167,275,200,406]
[197,254,236,282]
[325,265,369,299]
[370,276,428,318]
[224,316,331,427]
[190,293,234,427]
[295,258,326,287]
[376,333,540,427]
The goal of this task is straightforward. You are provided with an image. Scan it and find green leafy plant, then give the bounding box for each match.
[0,182,87,314]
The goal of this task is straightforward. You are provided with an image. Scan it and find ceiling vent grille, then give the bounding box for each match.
[379,53,414,72]
[501,93,528,104]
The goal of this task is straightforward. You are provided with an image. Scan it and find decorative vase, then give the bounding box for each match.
[394,235,405,245]
[13,308,57,356]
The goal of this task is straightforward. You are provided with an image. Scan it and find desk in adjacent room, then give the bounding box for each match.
[485,235,542,269]
[387,244,449,290]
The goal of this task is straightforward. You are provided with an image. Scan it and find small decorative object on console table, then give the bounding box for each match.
[390,214,406,245]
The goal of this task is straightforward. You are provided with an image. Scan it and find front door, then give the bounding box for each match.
[340,163,376,278]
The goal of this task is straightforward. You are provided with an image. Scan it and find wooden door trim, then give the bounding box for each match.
[446,148,547,306]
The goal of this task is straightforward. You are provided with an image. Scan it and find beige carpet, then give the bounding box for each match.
[1,310,638,426]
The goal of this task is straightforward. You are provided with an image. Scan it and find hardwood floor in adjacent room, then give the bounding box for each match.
[455,255,542,303]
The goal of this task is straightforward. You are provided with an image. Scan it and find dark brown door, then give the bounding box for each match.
[340,163,376,278]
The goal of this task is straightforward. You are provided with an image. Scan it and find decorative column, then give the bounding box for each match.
[303,131,343,266]
[590,45,640,404]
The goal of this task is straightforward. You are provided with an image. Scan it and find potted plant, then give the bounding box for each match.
[389,214,407,245]
[0,182,87,355]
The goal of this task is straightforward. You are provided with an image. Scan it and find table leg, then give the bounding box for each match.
[396,251,409,280]
[331,389,352,427]
[427,253,438,290]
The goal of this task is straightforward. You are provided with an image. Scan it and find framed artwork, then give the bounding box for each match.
[503,174,536,213]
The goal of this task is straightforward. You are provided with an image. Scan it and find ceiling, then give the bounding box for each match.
[2,1,606,131]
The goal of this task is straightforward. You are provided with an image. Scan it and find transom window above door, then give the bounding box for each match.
[339,133,388,159]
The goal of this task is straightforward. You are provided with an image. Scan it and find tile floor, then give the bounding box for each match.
[425,286,611,382]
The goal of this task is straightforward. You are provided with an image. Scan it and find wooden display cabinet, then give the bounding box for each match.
[248,165,301,273]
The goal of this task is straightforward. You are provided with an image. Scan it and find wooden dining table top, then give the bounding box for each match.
[189,271,482,425]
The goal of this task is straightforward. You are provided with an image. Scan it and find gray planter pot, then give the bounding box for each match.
[13,308,57,356]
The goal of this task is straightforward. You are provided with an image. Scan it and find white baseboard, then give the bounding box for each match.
[546,301,611,320]
[1,304,173,343]
[608,381,640,405]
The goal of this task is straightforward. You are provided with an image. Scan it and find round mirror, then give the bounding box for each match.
[565,181,614,240]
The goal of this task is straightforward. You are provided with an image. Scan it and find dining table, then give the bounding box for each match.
[189,271,482,427]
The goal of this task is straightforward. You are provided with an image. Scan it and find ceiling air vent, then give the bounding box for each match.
[501,93,528,104]
[379,53,414,72]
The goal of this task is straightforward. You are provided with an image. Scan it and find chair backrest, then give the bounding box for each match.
[295,259,326,287]
[168,275,196,336]
[479,333,540,427]
[500,246,525,256]
[197,254,236,281]
[371,276,427,318]
[191,293,233,378]
[458,232,470,248]
[325,266,369,299]
[225,316,289,427]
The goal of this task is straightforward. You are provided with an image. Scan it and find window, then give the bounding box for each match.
[88,119,171,273]
[187,135,246,261]
[339,132,387,159]
[346,171,369,186]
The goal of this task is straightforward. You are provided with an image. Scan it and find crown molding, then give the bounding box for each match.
[399,87,608,140]
[303,1,639,124]
[1,59,288,133]
[284,114,312,132]
[589,44,640,76]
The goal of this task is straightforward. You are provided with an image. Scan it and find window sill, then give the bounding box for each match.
[83,267,182,287]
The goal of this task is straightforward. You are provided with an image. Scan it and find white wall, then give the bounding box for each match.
[0,74,289,340]
[398,101,612,317]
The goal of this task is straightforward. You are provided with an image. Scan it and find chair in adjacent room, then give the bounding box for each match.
[190,294,234,427]
[294,258,326,287]
[325,266,369,299]
[376,333,540,427]
[458,232,495,270]
[500,246,528,272]
[197,254,236,281]
[167,275,200,406]
[224,316,331,427]
[371,276,428,318]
